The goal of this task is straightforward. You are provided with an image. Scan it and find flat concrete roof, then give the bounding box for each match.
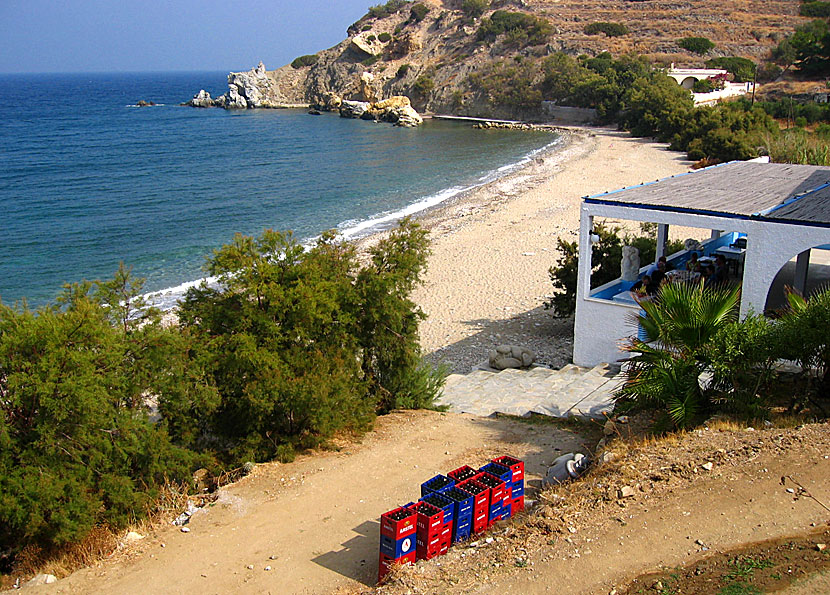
[585,161,830,225]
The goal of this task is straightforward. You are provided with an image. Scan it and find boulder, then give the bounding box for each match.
[136,100,156,107]
[185,89,216,108]
[25,574,57,587]
[339,100,371,119]
[360,71,379,103]
[393,104,423,127]
[350,32,385,57]
[489,345,534,370]
[318,91,342,111]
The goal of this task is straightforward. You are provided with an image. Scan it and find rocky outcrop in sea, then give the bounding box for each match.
[184,62,307,109]
[185,61,423,126]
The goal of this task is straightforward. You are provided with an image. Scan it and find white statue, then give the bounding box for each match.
[621,245,640,282]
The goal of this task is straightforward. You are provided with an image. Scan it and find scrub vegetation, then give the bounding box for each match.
[0,219,443,567]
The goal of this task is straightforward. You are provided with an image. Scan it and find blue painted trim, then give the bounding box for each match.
[754,182,830,217]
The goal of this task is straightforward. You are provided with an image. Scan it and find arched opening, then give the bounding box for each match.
[764,244,830,313]
[680,77,697,90]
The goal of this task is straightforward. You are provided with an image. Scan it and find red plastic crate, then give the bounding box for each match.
[378,551,416,583]
[492,455,524,483]
[439,540,450,555]
[380,507,417,540]
[510,495,525,516]
[473,508,488,533]
[416,532,442,551]
[407,501,444,536]
[440,523,452,543]
[448,465,479,482]
[477,472,505,503]
[502,484,513,506]
[415,544,441,560]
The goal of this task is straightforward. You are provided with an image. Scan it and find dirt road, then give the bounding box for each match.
[46,411,590,594]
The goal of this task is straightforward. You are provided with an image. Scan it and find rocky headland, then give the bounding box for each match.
[184,0,806,124]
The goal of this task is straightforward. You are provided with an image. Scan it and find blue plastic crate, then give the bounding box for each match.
[453,518,472,542]
[511,480,525,498]
[479,462,512,486]
[420,474,455,497]
[380,532,416,558]
[419,492,455,525]
[443,486,474,518]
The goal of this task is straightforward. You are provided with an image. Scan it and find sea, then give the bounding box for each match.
[0,71,559,309]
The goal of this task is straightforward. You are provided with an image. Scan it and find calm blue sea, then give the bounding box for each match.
[0,72,557,308]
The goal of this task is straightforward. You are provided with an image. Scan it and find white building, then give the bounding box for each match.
[573,161,830,367]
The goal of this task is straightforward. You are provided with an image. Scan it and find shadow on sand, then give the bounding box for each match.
[310,413,600,585]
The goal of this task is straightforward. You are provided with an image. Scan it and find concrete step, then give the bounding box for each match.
[439,361,622,420]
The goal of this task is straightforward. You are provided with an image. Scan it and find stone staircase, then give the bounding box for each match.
[437,363,623,419]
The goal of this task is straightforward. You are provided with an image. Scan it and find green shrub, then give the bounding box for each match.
[177,220,440,465]
[367,34,377,42]
[0,267,208,559]
[477,10,552,46]
[461,0,490,18]
[396,63,412,77]
[362,55,380,66]
[413,74,435,96]
[544,222,681,316]
[362,24,373,31]
[800,2,830,17]
[368,0,410,19]
[756,62,783,83]
[705,57,756,82]
[765,129,830,166]
[409,3,429,22]
[291,54,319,69]
[468,60,542,110]
[378,32,392,42]
[583,22,630,37]
[708,314,777,420]
[795,115,809,128]
[678,36,715,55]
[693,78,716,93]
[772,288,830,400]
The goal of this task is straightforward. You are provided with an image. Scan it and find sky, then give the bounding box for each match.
[0,0,374,73]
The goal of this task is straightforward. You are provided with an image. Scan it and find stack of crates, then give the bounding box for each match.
[493,455,525,515]
[407,501,448,560]
[456,478,489,534]
[378,506,417,583]
[379,455,525,583]
[419,489,454,553]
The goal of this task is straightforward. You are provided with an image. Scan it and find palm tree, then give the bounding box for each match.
[615,282,741,428]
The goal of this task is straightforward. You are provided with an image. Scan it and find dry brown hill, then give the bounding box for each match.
[240,0,811,118]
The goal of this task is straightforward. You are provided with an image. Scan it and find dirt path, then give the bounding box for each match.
[43,411,591,594]
[376,423,830,595]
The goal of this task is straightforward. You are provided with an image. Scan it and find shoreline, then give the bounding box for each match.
[157,125,694,373]
[393,125,694,373]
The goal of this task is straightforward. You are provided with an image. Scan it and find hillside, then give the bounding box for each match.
[195,0,812,119]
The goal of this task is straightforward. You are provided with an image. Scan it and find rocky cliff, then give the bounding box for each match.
[187,0,808,120]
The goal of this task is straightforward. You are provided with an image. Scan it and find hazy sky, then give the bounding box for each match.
[0,0,373,73]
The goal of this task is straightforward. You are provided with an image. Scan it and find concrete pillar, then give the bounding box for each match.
[794,249,811,295]
[656,224,669,260]
[710,229,721,240]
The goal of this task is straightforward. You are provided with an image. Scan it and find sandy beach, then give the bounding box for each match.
[401,126,694,373]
